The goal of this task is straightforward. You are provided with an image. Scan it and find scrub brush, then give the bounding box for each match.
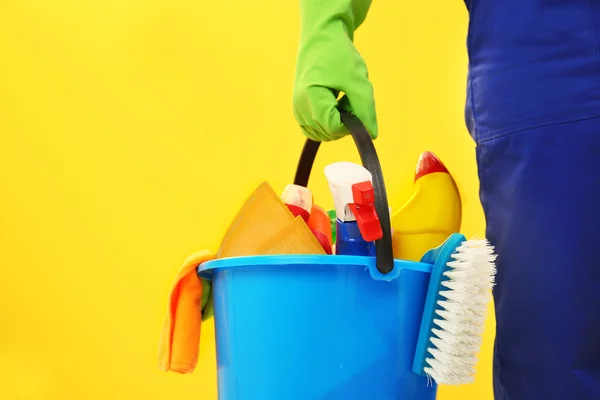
[412,233,497,385]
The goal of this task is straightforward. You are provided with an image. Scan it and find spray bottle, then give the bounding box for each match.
[324,162,383,256]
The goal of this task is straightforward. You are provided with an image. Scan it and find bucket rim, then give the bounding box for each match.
[198,254,432,282]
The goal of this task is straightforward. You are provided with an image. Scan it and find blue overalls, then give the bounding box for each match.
[465,1,600,398]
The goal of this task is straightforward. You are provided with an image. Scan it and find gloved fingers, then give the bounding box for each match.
[313,119,343,142]
[300,125,322,142]
[294,89,325,141]
[338,80,378,140]
[294,84,348,142]
[293,73,377,141]
[309,85,351,141]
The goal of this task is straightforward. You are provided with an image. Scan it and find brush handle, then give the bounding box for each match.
[293,112,394,275]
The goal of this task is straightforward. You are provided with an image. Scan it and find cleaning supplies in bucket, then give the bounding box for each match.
[159,112,497,398]
[194,113,441,399]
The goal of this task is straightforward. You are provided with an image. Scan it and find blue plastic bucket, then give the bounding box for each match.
[199,255,437,400]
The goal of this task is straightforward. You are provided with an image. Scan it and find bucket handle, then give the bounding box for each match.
[293,112,394,275]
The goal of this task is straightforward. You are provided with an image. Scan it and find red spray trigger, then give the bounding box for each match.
[348,181,383,242]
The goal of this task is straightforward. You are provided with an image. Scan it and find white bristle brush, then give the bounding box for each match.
[412,234,497,385]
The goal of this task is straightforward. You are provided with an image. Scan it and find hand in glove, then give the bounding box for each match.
[292,0,378,142]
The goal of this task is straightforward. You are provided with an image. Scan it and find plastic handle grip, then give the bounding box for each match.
[293,112,394,274]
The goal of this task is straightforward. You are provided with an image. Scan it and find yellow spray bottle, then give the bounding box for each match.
[390,152,462,261]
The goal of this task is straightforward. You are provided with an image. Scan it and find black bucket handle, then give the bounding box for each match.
[293,112,394,275]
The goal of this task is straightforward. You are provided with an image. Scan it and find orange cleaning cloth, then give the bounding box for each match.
[158,249,214,374]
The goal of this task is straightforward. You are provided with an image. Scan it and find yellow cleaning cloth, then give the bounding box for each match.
[257,216,326,255]
[158,249,214,374]
[158,182,324,374]
[217,181,296,257]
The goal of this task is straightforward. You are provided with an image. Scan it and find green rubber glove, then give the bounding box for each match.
[201,278,213,321]
[293,0,377,142]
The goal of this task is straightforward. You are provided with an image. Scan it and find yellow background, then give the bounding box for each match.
[0,1,493,399]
